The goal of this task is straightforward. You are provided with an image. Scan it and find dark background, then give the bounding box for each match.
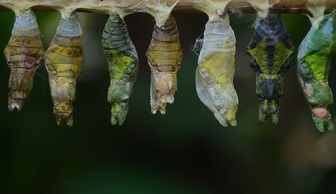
[0,10,335,194]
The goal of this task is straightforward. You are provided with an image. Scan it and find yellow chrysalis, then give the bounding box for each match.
[44,13,84,126]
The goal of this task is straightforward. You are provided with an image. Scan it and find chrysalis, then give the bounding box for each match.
[102,13,139,126]
[297,12,336,133]
[247,10,294,124]
[44,13,83,126]
[195,14,238,127]
[4,9,44,111]
[146,16,183,114]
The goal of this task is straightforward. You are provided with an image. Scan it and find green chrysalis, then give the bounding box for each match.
[102,13,139,126]
[297,12,336,133]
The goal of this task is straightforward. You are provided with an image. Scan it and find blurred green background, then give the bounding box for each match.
[0,10,336,194]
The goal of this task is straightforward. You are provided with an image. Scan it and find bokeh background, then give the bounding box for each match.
[0,9,336,194]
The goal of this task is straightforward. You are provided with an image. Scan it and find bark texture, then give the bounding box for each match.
[0,0,335,14]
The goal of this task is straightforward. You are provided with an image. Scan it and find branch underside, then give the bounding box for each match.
[0,0,335,15]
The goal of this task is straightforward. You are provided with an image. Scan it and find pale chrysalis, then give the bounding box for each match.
[196,14,238,127]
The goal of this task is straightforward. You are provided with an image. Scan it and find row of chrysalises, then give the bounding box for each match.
[3,4,336,133]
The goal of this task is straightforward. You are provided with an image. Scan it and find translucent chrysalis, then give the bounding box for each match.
[195,14,238,127]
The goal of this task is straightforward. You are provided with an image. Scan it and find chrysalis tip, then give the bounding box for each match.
[214,113,237,127]
[150,104,167,115]
[230,120,237,127]
[111,103,128,126]
[312,114,334,133]
[53,102,74,127]
[110,114,126,126]
[258,99,280,124]
[258,109,266,123]
[8,90,28,112]
[272,114,279,125]
[8,100,24,112]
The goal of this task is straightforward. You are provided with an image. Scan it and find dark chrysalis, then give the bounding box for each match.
[247,10,294,124]
[102,13,139,126]
[297,12,336,133]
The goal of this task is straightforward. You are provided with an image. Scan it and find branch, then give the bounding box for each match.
[0,0,335,15]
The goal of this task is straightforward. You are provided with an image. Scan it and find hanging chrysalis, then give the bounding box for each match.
[297,12,336,133]
[44,13,83,126]
[195,13,238,127]
[4,9,44,111]
[102,13,139,126]
[146,16,183,114]
[247,10,294,124]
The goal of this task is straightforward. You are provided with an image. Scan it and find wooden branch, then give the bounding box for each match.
[0,0,335,14]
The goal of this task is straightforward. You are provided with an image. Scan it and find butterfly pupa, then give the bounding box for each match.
[247,10,294,124]
[195,13,238,127]
[146,15,183,114]
[4,9,44,111]
[44,13,84,126]
[102,13,139,126]
[297,11,336,133]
